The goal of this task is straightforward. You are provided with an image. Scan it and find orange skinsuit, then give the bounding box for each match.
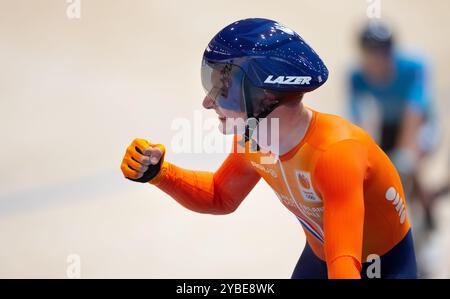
[149,108,411,279]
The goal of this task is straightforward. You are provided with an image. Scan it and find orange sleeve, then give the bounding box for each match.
[314,139,368,279]
[148,140,261,215]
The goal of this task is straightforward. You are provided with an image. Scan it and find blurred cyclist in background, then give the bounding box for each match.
[348,20,440,231]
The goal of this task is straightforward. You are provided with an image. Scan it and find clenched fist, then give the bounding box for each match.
[121,138,165,183]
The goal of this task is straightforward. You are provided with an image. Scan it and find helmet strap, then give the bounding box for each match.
[241,77,259,151]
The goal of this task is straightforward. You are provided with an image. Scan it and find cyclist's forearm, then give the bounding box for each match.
[150,161,240,215]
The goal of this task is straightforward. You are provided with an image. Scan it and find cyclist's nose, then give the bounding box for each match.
[202,96,216,109]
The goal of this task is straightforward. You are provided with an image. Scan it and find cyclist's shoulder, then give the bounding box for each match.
[309,111,371,151]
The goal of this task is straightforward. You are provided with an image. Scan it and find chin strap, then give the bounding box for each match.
[239,76,258,151]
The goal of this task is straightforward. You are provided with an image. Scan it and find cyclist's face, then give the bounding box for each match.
[202,67,247,118]
[202,63,246,109]
[361,48,393,82]
[202,94,247,135]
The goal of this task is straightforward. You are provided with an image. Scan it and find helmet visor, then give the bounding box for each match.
[201,59,246,113]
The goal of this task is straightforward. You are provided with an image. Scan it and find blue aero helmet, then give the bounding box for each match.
[201,18,329,120]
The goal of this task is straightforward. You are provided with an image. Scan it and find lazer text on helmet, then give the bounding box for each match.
[264,75,312,85]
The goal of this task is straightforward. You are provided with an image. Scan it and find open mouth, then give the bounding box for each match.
[218,116,226,121]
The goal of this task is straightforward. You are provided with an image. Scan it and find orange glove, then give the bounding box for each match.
[120,138,166,183]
